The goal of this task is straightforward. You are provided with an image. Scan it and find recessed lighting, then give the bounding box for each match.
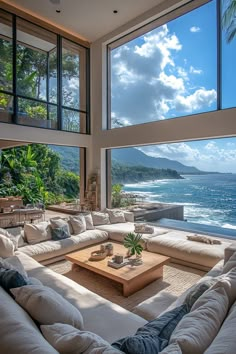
[113,10,118,14]
[56,9,61,13]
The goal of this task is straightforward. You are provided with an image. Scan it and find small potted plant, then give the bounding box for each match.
[124,233,143,262]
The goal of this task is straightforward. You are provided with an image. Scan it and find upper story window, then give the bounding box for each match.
[0,9,89,133]
[108,0,236,129]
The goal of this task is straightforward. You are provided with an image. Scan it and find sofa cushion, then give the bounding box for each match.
[0,255,28,278]
[16,252,147,343]
[107,209,126,224]
[24,221,52,245]
[11,284,84,329]
[169,280,231,353]
[160,342,182,353]
[83,213,95,230]
[0,234,14,258]
[51,225,71,240]
[0,268,28,294]
[18,229,108,262]
[69,215,86,234]
[147,231,230,269]
[92,212,110,226]
[0,287,58,354]
[205,300,236,354]
[113,304,188,354]
[96,222,168,244]
[41,323,122,354]
[222,251,236,274]
[0,227,19,250]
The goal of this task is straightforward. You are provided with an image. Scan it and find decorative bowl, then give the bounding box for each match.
[89,250,107,261]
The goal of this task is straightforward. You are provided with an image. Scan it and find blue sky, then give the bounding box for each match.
[111,0,236,173]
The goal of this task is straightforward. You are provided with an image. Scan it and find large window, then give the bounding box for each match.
[108,0,236,129]
[0,9,89,133]
[0,10,13,124]
[109,137,236,229]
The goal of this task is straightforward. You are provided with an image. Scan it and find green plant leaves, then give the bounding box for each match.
[124,232,143,256]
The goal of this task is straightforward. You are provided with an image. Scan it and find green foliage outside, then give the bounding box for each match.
[112,162,183,185]
[0,144,80,206]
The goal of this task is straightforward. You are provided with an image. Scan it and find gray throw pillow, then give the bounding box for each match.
[183,278,217,311]
[51,225,70,240]
[112,304,188,354]
[69,215,86,235]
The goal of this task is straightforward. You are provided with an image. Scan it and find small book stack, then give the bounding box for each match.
[107,259,129,269]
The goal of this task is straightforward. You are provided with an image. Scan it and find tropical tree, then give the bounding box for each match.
[222,0,236,43]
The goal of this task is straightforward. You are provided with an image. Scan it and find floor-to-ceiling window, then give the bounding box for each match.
[109,137,236,229]
[107,0,236,129]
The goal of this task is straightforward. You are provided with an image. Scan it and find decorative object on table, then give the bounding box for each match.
[89,250,107,261]
[134,223,154,234]
[107,259,129,269]
[113,254,124,264]
[124,233,143,262]
[104,243,114,256]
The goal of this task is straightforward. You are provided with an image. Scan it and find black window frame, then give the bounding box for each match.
[0,8,90,134]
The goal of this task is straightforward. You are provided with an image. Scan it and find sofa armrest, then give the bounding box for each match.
[224,243,236,264]
[124,211,134,222]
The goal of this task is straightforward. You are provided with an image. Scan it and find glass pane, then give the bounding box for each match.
[110,1,217,128]
[0,11,13,92]
[16,19,57,102]
[0,92,13,123]
[221,0,236,109]
[49,48,57,103]
[18,98,56,129]
[48,104,57,129]
[62,39,87,111]
[62,108,86,133]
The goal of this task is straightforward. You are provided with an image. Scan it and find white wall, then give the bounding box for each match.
[90,0,236,208]
[0,122,92,148]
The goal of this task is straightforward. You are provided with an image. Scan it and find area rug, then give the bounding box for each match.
[47,260,205,312]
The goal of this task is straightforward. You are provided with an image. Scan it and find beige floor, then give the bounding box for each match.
[47,260,205,312]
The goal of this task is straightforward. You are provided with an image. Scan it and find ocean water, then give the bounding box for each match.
[123,174,236,230]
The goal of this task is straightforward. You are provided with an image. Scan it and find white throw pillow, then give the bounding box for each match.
[0,227,19,250]
[69,215,86,235]
[205,300,236,354]
[92,212,110,226]
[106,209,126,224]
[169,280,231,354]
[0,234,14,258]
[159,342,182,353]
[24,222,52,245]
[222,251,236,274]
[0,256,28,279]
[41,323,122,354]
[11,285,84,330]
[83,213,95,230]
[0,287,58,354]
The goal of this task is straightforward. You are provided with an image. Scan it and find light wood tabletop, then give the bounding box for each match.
[65,243,170,296]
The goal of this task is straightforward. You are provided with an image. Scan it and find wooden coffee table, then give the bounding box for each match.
[65,243,170,296]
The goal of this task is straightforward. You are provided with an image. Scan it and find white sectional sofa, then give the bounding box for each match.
[1,241,236,353]
[10,210,232,271]
[1,210,236,353]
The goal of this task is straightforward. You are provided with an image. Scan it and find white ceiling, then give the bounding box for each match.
[5,0,165,42]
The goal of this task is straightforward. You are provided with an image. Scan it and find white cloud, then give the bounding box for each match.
[174,89,217,112]
[190,66,203,74]
[190,26,200,33]
[139,139,236,173]
[111,24,216,127]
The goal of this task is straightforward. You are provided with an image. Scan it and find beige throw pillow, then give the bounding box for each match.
[69,215,86,235]
[106,209,126,224]
[83,213,95,230]
[24,222,52,245]
[0,227,19,250]
[0,234,14,258]
[169,280,231,354]
[41,323,122,354]
[92,212,110,226]
[11,285,84,330]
